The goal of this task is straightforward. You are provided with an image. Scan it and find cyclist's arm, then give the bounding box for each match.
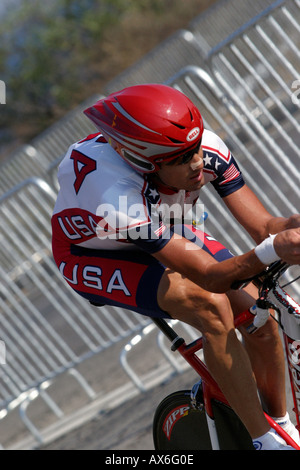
[152,229,300,293]
[222,185,300,243]
[152,233,265,293]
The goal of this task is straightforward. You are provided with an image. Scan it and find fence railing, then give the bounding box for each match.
[166,0,300,257]
[0,0,299,449]
[0,96,103,197]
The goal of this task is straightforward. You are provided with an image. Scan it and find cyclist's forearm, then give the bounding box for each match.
[205,230,300,291]
[265,214,300,238]
[205,229,300,291]
[154,230,300,293]
[200,251,265,293]
[153,235,266,293]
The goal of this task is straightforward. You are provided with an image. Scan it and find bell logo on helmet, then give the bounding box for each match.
[186,127,200,142]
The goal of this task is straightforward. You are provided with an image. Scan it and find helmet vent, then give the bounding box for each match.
[167,136,184,144]
[169,121,186,130]
[122,149,155,172]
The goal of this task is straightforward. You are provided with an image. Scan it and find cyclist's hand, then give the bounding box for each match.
[287,214,300,229]
[274,228,300,264]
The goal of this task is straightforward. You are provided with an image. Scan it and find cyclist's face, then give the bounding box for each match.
[156,146,204,191]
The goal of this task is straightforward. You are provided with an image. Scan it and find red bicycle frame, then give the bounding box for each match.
[153,303,300,450]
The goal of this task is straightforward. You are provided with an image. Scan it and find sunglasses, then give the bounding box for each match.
[166,139,202,166]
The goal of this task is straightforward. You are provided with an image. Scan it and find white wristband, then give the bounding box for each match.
[254,234,280,265]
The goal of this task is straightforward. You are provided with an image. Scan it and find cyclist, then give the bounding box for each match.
[52,84,300,450]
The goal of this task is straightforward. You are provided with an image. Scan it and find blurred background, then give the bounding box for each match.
[0,0,299,451]
[0,0,217,159]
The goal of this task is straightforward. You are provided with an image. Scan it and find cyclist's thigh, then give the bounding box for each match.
[157,268,235,333]
[180,225,261,318]
[157,227,254,330]
[156,226,234,330]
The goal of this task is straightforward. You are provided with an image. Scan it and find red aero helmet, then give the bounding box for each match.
[84,84,204,173]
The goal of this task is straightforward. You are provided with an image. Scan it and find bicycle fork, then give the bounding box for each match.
[177,340,228,450]
[190,379,221,450]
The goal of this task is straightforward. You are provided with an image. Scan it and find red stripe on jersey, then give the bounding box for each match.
[201,145,231,163]
[78,133,102,143]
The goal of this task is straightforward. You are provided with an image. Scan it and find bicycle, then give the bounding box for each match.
[152,261,300,450]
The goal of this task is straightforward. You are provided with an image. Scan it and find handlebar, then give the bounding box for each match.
[231,260,289,291]
[237,261,300,332]
[231,261,300,332]
[154,261,299,348]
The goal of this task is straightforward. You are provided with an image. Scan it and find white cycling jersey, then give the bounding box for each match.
[52,129,244,254]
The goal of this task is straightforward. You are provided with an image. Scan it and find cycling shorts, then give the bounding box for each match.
[53,225,233,319]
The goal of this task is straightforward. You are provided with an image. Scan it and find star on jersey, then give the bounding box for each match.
[203,153,212,166]
[149,188,159,199]
[214,159,221,170]
[203,152,222,171]
[144,184,160,204]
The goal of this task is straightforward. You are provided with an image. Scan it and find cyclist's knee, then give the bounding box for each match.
[193,291,233,336]
[163,283,233,336]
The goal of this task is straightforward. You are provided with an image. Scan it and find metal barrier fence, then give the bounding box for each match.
[104,0,281,94]
[165,0,300,293]
[177,6,298,297]
[0,0,299,449]
[0,178,152,445]
[0,96,103,197]
[0,178,197,448]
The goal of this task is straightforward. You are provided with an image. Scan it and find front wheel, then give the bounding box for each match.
[153,388,254,450]
[153,389,211,450]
